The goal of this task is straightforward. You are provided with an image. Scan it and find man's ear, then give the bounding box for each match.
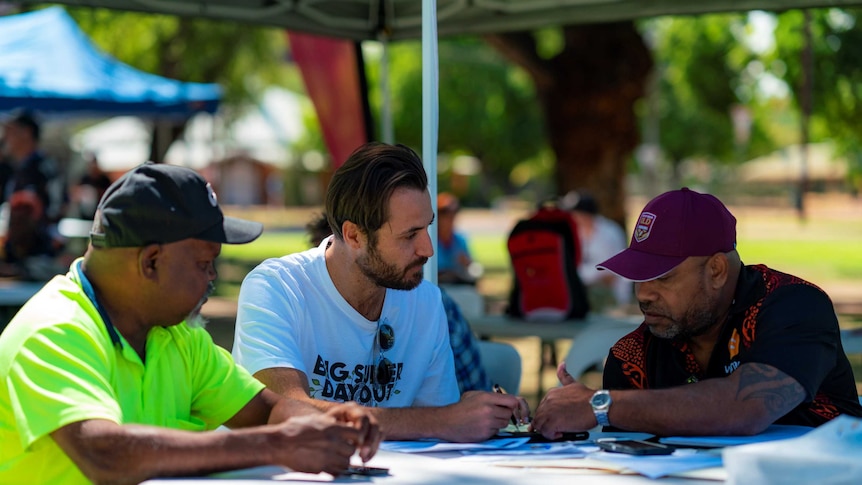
[341,221,366,250]
[138,244,161,280]
[708,252,729,289]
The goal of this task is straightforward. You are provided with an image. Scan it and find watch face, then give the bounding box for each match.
[591,392,611,408]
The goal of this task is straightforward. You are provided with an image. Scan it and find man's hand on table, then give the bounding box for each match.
[272,404,379,476]
[531,362,597,439]
[436,390,531,443]
[325,402,382,462]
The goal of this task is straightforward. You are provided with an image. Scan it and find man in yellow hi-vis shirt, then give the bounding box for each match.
[0,163,379,484]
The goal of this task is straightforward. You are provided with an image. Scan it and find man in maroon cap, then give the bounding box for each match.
[532,188,861,437]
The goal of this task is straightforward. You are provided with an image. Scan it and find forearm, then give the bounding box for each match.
[282,393,453,441]
[255,367,375,423]
[54,421,281,484]
[373,390,525,443]
[254,368,471,442]
[371,406,455,441]
[610,385,760,436]
[608,363,805,436]
[267,394,333,423]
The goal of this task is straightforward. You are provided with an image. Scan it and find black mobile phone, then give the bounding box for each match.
[345,465,390,476]
[595,438,674,455]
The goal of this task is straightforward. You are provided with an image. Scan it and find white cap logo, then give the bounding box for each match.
[206,183,218,207]
[634,212,656,243]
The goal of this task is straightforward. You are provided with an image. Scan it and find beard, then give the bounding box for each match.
[186,281,215,329]
[357,241,427,290]
[186,313,210,330]
[641,279,720,340]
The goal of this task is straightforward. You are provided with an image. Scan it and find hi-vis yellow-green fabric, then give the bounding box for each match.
[0,259,264,484]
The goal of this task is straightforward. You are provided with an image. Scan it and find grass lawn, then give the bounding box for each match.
[221,231,311,261]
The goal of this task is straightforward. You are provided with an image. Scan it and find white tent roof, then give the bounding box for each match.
[71,87,306,171]
[13,1,856,42]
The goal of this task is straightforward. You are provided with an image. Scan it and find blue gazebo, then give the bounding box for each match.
[0,7,220,118]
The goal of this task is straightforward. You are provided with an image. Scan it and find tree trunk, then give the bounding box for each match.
[148,17,194,164]
[486,22,652,227]
[148,121,188,164]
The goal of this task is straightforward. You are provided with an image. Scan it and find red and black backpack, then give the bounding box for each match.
[506,203,590,321]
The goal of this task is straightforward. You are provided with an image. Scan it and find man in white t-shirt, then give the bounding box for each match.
[233,143,528,442]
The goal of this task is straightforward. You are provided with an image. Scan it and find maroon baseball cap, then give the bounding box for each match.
[597,188,736,282]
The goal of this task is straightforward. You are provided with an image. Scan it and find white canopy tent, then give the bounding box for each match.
[12,1,855,41]
[71,87,306,171]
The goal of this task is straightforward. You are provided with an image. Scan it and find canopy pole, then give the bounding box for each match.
[422,0,439,285]
[210,111,217,166]
[378,34,394,144]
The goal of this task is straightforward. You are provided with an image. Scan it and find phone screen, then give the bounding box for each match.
[596,439,674,455]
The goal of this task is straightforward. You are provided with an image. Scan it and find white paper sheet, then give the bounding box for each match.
[723,415,862,485]
[592,449,724,479]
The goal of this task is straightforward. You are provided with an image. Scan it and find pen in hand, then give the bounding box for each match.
[493,383,520,426]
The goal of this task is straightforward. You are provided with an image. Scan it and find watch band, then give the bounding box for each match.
[594,408,611,427]
[591,390,612,427]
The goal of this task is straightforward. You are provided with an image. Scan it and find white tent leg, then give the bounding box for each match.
[378,35,394,144]
[422,0,439,285]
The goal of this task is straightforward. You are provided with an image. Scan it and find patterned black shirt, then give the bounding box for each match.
[604,264,862,427]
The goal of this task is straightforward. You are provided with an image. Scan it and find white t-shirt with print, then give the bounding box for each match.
[232,239,459,408]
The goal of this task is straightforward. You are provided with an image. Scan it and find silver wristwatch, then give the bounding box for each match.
[590,390,612,427]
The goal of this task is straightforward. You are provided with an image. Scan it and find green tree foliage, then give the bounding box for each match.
[365,37,545,197]
[773,8,862,187]
[68,8,295,105]
[64,7,297,161]
[651,14,774,183]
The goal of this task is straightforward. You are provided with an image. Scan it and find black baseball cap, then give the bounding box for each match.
[90,162,263,248]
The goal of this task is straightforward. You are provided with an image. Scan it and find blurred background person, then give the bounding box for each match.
[562,191,632,312]
[436,192,481,285]
[305,211,332,247]
[0,109,66,278]
[70,152,111,220]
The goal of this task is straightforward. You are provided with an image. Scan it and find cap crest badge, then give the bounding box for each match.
[634,212,656,243]
[206,183,218,207]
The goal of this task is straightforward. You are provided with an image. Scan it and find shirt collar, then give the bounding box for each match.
[728,263,766,317]
[74,259,123,348]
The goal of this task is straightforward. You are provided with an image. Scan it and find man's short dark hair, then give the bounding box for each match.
[325,143,427,243]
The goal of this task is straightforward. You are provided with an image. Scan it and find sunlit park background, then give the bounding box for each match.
[218,195,862,327]
[3,3,862,400]
[215,194,862,404]
[216,194,862,404]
